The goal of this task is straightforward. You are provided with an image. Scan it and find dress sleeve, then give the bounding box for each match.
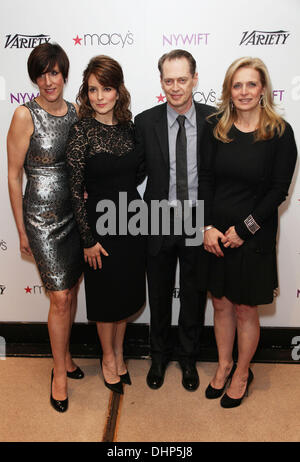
[66,122,97,248]
[198,119,217,226]
[235,122,298,240]
[134,116,146,186]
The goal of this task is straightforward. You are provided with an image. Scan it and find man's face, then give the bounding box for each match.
[160,57,198,114]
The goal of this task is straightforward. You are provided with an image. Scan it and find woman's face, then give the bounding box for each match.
[36,63,65,103]
[87,73,119,123]
[231,66,264,113]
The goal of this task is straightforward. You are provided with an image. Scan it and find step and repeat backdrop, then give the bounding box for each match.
[0,0,299,327]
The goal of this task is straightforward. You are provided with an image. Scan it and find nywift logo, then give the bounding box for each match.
[4,34,50,48]
[163,33,210,47]
[239,30,290,46]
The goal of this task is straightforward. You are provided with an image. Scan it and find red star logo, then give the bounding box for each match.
[73,35,83,45]
[156,93,166,103]
[24,286,32,294]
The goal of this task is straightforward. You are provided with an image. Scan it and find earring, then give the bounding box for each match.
[230,98,234,111]
[260,94,265,108]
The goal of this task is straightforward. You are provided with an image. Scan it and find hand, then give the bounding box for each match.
[84,242,109,269]
[203,227,226,257]
[222,226,244,248]
[19,233,33,257]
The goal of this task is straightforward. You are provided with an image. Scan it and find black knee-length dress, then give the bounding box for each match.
[199,120,297,306]
[66,118,146,321]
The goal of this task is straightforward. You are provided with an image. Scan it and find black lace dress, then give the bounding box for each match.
[66,118,146,322]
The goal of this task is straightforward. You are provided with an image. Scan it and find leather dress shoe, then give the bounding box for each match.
[146,361,168,389]
[67,366,85,380]
[50,369,68,413]
[180,362,199,391]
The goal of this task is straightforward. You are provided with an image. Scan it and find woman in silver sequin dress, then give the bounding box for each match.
[7,43,83,413]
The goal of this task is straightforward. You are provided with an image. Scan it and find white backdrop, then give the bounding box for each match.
[0,0,299,327]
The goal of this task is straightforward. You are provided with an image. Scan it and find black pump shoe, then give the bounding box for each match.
[50,369,68,413]
[67,366,85,380]
[119,370,132,385]
[220,368,254,408]
[100,359,124,395]
[205,363,236,399]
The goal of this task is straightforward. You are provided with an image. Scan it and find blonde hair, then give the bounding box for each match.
[211,57,285,142]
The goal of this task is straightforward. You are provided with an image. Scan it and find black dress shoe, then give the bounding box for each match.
[205,363,236,399]
[180,362,199,391]
[146,361,168,390]
[67,366,85,380]
[119,370,132,385]
[50,369,68,413]
[220,368,254,408]
[100,359,123,395]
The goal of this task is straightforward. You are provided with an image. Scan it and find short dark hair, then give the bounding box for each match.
[77,55,132,123]
[27,43,69,83]
[158,49,197,77]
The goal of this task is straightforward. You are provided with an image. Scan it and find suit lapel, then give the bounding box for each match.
[154,103,170,168]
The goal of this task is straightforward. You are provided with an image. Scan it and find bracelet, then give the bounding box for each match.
[201,225,214,233]
[244,215,260,235]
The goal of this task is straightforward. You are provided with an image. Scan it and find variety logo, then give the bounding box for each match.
[4,34,50,49]
[73,31,133,48]
[163,33,210,47]
[0,240,7,251]
[10,92,39,104]
[24,285,45,294]
[0,285,6,295]
[239,30,290,46]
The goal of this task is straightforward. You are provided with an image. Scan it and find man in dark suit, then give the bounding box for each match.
[135,49,214,391]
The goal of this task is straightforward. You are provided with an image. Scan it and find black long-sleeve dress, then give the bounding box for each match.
[66,118,146,321]
[199,119,297,306]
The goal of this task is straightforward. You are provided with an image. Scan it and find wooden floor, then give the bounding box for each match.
[1,357,300,442]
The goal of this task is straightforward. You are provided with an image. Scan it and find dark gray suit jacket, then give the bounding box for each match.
[135,101,215,255]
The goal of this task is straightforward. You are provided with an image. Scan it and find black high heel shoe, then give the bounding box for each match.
[100,359,123,395]
[50,369,68,413]
[119,370,132,385]
[67,366,85,380]
[205,363,236,399]
[220,368,254,408]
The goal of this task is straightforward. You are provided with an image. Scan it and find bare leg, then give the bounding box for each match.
[96,322,120,384]
[65,282,79,372]
[48,289,72,400]
[210,296,237,389]
[226,304,260,399]
[113,320,128,375]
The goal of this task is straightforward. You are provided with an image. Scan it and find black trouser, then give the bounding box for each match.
[146,210,206,364]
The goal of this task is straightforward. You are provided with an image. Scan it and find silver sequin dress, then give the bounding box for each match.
[23,99,82,291]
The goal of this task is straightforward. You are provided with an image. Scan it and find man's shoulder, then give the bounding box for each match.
[194,101,216,117]
[134,103,166,122]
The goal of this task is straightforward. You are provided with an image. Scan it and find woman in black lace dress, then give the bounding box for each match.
[66,56,146,394]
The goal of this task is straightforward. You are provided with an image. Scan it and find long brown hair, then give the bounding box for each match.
[210,56,285,142]
[77,55,132,123]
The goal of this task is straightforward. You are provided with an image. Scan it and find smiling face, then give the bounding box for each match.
[160,57,198,114]
[35,63,65,103]
[87,73,119,124]
[231,66,264,114]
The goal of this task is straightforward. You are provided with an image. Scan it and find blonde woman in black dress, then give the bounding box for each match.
[66,56,145,394]
[7,43,83,413]
[200,57,297,408]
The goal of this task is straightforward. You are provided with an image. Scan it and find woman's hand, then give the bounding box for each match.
[84,242,109,270]
[19,233,33,257]
[223,226,244,248]
[204,227,226,257]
